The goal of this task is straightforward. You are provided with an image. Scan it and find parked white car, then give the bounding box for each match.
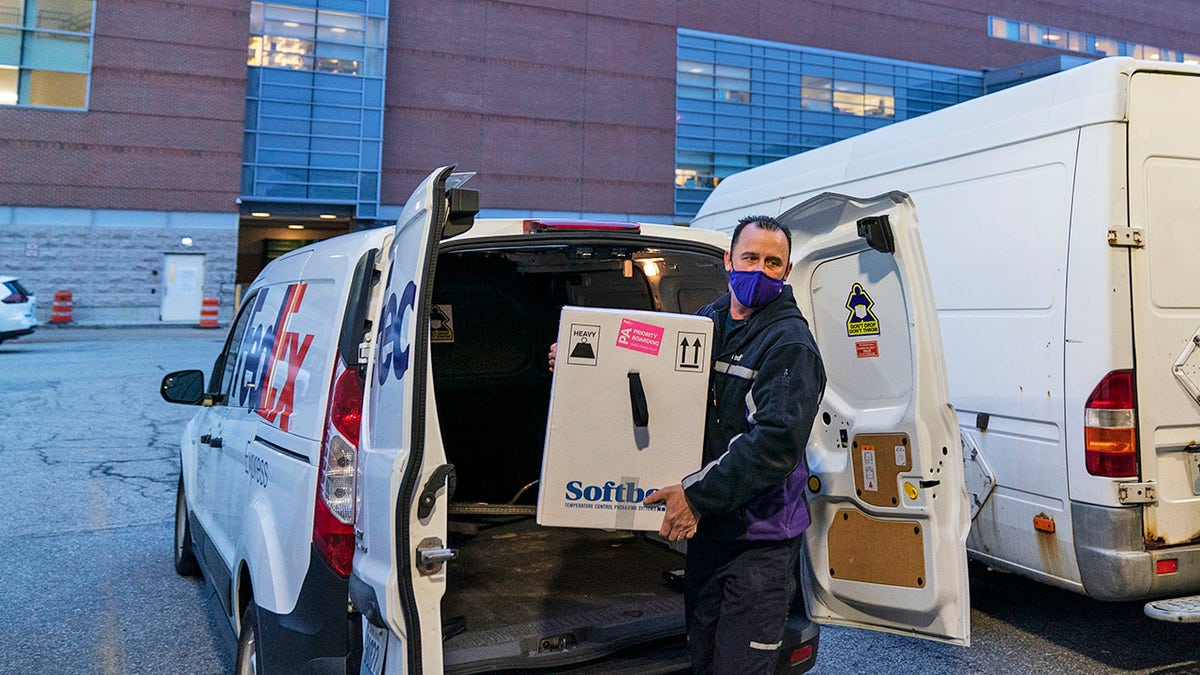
[0,276,37,345]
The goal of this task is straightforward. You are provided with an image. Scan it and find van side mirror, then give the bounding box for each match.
[161,369,208,406]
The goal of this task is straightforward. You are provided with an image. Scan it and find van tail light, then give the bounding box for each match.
[313,358,363,578]
[1,291,27,304]
[1084,369,1138,477]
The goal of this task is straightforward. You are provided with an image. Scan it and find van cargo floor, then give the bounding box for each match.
[442,518,686,673]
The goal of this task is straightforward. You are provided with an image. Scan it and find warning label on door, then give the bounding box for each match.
[431,304,454,343]
[675,331,707,373]
[846,283,880,337]
[862,447,878,492]
[567,323,600,366]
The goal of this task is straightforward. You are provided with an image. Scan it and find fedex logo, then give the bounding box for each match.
[232,283,315,432]
[376,280,417,387]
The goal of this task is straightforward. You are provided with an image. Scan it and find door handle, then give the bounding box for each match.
[200,434,211,444]
[417,464,457,519]
[209,436,223,448]
[628,372,649,428]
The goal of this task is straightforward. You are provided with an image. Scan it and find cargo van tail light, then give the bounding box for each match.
[1084,369,1138,478]
[523,219,640,234]
[1,290,27,304]
[314,359,363,578]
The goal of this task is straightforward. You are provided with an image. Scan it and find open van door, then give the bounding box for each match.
[353,166,472,674]
[778,192,971,645]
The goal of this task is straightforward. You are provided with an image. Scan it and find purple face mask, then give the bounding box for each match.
[729,269,784,309]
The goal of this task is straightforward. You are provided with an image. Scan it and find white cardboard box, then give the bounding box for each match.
[538,306,714,530]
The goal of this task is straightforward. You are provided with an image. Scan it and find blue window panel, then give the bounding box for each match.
[260,116,311,133]
[259,133,310,150]
[310,152,358,169]
[263,67,314,87]
[311,119,360,137]
[262,84,313,102]
[260,183,307,199]
[714,140,749,154]
[310,168,358,185]
[360,141,381,169]
[676,111,714,126]
[312,104,360,121]
[677,124,714,139]
[313,87,361,105]
[244,102,259,131]
[363,80,383,107]
[262,100,312,118]
[358,202,378,219]
[311,136,355,152]
[320,0,367,13]
[310,185,358,201]
[715,52,751,68]
[362,109,382,137]
[803,53,834,67]
[678,136,714,152]
[359,172,379,200]
[243,133,257,158]
[678,98,714,113]
[678,35,715,50]
[259,150,310,166]
[714,126,749,141]
[241,167,255,194]
[246,67,262,93]
[259,165,308,182]
[314,71,363,91]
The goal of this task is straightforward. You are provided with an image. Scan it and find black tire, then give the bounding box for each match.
[173,475,201,577]
[235,604,260,675]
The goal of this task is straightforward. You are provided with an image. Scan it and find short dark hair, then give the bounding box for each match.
[731,215,791,256]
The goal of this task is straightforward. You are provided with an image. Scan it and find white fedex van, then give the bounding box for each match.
[161,228,391,673]
[692,57,1200,615]
[352,167,970,674]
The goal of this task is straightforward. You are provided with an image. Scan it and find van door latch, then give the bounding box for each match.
[1117,481,1156,504]
[417,463,457,519]
[1107,227,1145,248]
[415,537,457,576]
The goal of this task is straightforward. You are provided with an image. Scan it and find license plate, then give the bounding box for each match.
[361,620,388,675]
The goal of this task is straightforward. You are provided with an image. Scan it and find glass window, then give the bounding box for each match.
[0,0,23,27]
[35,0,92,31]
[214,292,263,401]
[0,0,93,109]
[25,68,85,107]
[0,65,15,104]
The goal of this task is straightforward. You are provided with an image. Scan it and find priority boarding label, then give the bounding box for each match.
[567,323,600,366]
[615,318,665,356]
[845,283,880,337]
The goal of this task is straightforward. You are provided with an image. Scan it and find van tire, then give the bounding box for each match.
[235,604,260,675]
[173,475,200,577]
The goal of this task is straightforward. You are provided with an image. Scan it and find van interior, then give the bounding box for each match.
[429,238,728,672]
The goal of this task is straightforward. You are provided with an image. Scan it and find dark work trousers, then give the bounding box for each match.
[684,534,803,675]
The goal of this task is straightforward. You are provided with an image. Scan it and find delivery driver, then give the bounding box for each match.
[645,214,826,674]
[547,215,825,673]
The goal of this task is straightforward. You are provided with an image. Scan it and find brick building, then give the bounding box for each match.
[3,1,1199,323]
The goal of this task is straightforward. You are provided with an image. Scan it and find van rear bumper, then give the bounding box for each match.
[1072,501,1200,601]
[256,546,361,674]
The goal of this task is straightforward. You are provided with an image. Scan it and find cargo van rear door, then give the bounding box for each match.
[354,166,463,675]
[1126,71,1200,550]
[775,192,971,645]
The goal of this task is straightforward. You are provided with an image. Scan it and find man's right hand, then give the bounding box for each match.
[548,342,557,372]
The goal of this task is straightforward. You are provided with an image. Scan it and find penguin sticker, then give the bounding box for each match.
[845,283,880,336]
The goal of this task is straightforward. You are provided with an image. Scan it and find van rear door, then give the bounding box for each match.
[758,192,971,644]
[354,166,460,674]
[1126,71,1200,551]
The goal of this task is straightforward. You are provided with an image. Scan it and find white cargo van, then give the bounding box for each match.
[692,57,1200,613]
[351,167,970,674]
[161,228,390,672]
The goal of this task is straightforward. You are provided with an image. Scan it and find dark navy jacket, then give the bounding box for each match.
[682,286,826,541]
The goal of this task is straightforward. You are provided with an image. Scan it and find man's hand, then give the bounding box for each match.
[548,342,557,372]
[643,483,699,541]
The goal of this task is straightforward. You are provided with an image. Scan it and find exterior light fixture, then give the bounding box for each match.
[251,212,270,218]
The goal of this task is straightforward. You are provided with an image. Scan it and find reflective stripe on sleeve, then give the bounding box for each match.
[714,360,758,380]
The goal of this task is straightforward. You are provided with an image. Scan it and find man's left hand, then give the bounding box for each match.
[643,484,699,541]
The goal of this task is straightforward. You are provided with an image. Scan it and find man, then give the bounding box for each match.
[643,215,826,674]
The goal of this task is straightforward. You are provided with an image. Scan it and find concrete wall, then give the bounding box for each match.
[0,208,237,325]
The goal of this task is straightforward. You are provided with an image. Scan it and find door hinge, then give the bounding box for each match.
[1107,227,1145,248]
[1118,481,1156,504]
[358,340,371,365]
[416,537,457,576]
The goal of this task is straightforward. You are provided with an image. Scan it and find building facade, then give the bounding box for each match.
[3,1,1200,323]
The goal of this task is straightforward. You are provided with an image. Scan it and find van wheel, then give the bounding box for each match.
[235,605,260,675]
[173,475,200,577]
